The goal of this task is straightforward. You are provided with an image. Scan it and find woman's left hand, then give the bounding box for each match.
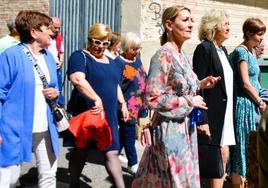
[197,124,211,136]
[121,102,129,122]
[43,87,59,100]
[200,76,221,89]
[193,95,207,110]
[260,101,267,114]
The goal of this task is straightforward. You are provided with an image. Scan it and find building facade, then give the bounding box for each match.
[0,0,268,99]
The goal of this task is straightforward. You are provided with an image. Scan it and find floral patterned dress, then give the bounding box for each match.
[116,56,148,123]
[228,47,260,178]
[132,44,200,188]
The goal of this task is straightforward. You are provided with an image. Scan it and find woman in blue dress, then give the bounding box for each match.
[67,23,128,188]
[228,18,266,187]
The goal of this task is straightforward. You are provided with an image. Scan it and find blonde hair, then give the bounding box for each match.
[108,32,121,50]
[161,5,191,45]
[121,32,141,52]
[87,23,112,41]
[198,9,228,41]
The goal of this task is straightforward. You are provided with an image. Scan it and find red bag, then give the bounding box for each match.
[68,110,112,150]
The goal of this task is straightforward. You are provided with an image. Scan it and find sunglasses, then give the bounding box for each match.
[90,38,111,48]
[256,46,264,51]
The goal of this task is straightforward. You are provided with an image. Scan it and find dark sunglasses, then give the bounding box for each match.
[90,38,111,48]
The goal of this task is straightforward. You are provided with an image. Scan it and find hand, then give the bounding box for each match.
[200,76,221,89]
[56,61,63,69]
[193,95,207,110]
[197,124,211,136]
[141,128,152,147]
[259,101,266,114]
[0,135,2,145]
[121,102,129,122]
[43,87,59,100]
[92,96,104,119]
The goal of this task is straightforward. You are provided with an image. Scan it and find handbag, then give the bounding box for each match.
[51,103,70,132]
[20,44,69,132]
[198,135,224,179]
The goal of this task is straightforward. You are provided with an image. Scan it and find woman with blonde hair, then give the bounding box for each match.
[105,32,121,59]
[132,5,220,188]
[228,18,266,188]
[193,9,236,188]
[67,23,128,188]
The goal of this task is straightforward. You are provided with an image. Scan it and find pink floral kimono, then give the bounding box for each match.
[132,44,201,188]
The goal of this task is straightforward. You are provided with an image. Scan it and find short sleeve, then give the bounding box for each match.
[232,47,249,65]
[67,50,86,76]
[114,56,125,84]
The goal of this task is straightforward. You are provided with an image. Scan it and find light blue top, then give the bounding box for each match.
[0,44,59,167]
[0,35,19,54]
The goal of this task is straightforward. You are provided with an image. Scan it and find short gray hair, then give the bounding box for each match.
[121,32,141,52]
[6,17,16,32]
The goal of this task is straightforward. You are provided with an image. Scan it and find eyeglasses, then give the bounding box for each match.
[131,47,142,51]
[256,46,264,51]
[90,38,111,48]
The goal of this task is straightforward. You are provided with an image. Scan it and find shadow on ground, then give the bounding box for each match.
[17,148,135,188]
[16,167,92,188]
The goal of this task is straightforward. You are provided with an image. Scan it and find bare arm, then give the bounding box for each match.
[117,85,129,121]
[59,52,64,63]
[117,85,126,104]
[238,61,266,112]
[56,52,64,69]
[69,72,103,114]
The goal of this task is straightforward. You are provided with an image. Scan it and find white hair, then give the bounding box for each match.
[121,32,141,52]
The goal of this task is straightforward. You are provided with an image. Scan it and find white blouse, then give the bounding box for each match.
[216,48,236,146]
[32,53,50,133]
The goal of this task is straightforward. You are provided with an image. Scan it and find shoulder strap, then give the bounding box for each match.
[62,50,87,88]
[81,50,87,67]
[20,44,57,107]
[20,44,49,88]
[238,44,249,52]
[237,44,250,63]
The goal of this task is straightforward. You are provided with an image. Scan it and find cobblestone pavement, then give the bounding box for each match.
[17,138,232,188]
[17,139,145,188]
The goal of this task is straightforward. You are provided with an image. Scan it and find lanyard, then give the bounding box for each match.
[20,44,56,107]
[20,43,49,88]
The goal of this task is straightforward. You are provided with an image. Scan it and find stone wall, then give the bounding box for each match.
[0,0,49,37]
[1,0,268,71]
[139,0,268,70]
